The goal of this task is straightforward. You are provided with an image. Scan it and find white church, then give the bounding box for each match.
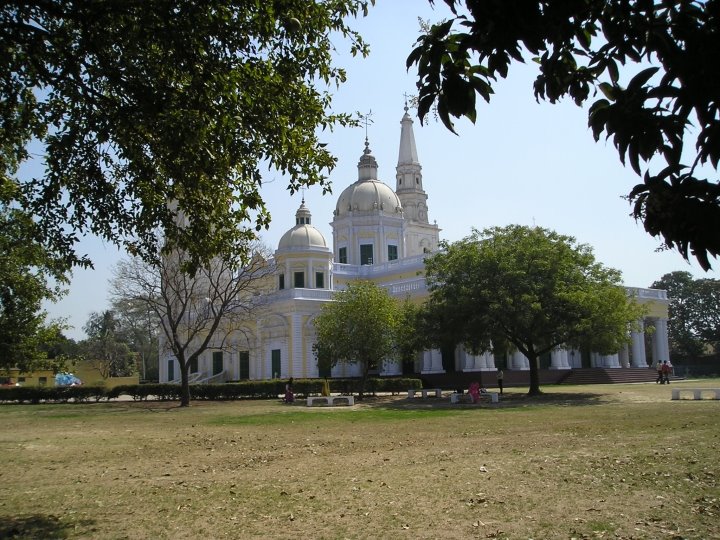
[159,106,671,384]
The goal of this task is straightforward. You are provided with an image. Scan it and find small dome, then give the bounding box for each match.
[335,180,402,218]
[278,225,328,250]
[278,201,328,250]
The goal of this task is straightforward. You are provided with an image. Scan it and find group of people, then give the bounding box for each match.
[656,361,673,384]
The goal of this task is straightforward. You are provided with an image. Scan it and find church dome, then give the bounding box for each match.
[335,179,403,218]
[334,138,403,218]
[278,201,328,250]
[278,225,327,249]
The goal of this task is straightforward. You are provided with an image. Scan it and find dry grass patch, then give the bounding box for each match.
[1,381,719,539]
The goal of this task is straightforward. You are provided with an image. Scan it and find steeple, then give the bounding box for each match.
[397,102,420,167]
[395,103,428,222]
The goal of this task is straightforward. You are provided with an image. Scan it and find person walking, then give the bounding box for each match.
[656,362,664,384]
[661,361,671,384]
[496,368,504,395]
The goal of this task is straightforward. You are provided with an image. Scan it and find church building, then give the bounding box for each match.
[159,107,670,383]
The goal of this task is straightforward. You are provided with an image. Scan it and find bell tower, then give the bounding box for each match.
[395,103,439,255]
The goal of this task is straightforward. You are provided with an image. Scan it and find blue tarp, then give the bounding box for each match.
[55,373,82,386]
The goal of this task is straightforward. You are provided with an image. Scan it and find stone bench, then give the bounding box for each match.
[407,388,442,399]
[306,395,355,407]
[671,388,720,400]
[450,392,499,404]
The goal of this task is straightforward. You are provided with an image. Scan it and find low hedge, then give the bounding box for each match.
[0,385,108,404]
[0,377,423,404]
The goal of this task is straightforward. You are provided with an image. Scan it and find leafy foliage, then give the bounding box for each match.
[313,281,402,397]
[409,0,720,269]
[423,225,643,395]
[1,1,374,270]
[652,271,720,357]
[0,205,68,371]
[79,310,137,378]
[109,297,160,381]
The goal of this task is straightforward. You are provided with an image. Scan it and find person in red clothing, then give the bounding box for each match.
[661,361,671,384]
[284,377,295,403]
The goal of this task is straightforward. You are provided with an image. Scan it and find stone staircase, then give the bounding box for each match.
[559,367,679,385]
[419,368,680,390]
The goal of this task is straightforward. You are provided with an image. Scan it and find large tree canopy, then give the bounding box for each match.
[409,0,720,270]
[0,203,67,371]
[652,271,720,357]
[1,1,374,269]
[423,225,643,395]
[313,281,400,398]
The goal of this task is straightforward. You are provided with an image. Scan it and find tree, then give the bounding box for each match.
[109,297,161,381]
[408,0,720,270]
[692,279,720,353]
[0,203,68,372]
[80,310,136,379]
[313,281,400,398]
[423,225,643,395]
[111,243,273,407]
[652,271,720,357]
[651,271,704,358]
[1,1,374,270]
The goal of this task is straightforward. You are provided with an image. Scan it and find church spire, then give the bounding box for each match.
[396,102,425,208]
[397,103,419,167]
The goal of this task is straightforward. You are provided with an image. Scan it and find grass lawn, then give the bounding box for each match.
[1,380,719,539]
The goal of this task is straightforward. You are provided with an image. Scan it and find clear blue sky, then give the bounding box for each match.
[44,1,716,340]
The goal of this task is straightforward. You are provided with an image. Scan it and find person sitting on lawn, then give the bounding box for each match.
[468,381,481,404]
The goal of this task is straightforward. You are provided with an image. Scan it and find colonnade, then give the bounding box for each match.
[416,316,671,375]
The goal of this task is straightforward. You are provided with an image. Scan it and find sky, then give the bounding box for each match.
[43,1,716,340]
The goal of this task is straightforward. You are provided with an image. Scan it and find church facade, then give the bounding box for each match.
[158,108,670,384]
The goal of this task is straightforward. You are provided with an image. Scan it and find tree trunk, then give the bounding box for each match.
[357,362,370,400]
[527,353,542,396]
[179,360,191,407]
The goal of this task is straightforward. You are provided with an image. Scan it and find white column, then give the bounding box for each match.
[381,357,401,376]
[307,259,313,288]
[631,319,647,367]
[291,312,302,377]
[255,321,263,380]
[650,319,660,366]
[604,353,621,368]
[458,348,479,372]
[421,349,444,374]
[654,318,670,363]
[567,349,580,368]
[482,351,497,370]
[550,348,571,369]
[512,350,529,370]
[619,344,630,368]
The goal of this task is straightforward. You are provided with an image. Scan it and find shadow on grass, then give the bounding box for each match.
[0,514,96,539]
[352,390,606,411]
